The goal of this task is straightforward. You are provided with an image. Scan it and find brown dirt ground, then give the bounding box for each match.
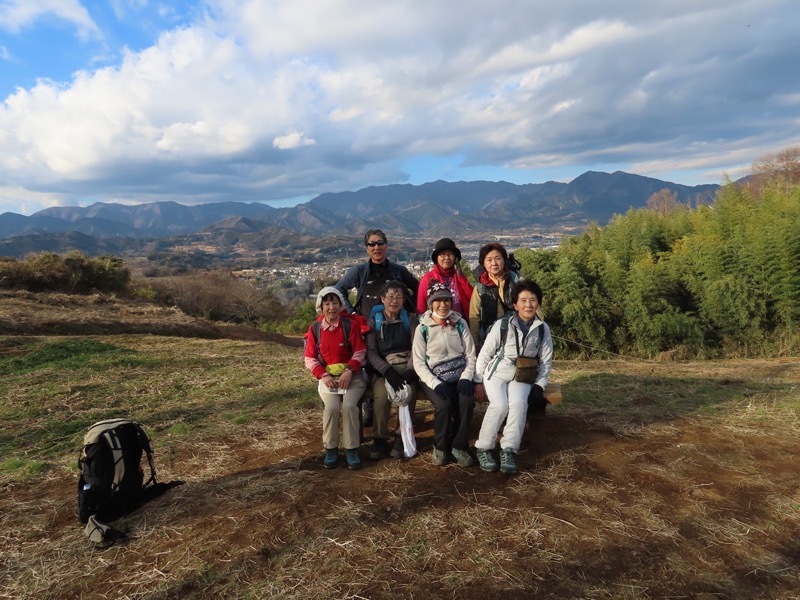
[11,407,800,599]
[0,289,301,346]
[2,291,800,599]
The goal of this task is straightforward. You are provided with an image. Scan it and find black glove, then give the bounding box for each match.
[457,379,474,396]
[403,370,419,385]
[530,384,545,404]
[434,383,455,402]
[384,368,405,392]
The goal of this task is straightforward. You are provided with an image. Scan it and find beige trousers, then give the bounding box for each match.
[320,376,366,450]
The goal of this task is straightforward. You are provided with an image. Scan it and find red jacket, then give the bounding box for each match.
[303,312,368,379]
[417,265,474,317]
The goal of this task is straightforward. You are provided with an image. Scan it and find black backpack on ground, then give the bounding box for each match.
[77,419,179,546]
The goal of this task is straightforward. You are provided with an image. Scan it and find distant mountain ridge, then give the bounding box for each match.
[0,171,720,256]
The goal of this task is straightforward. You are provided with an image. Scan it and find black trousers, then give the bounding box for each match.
[421,381,475,451]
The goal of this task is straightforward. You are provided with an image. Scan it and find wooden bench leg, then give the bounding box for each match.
[528,406,547,456]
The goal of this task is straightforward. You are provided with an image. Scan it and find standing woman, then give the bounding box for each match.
[469,242,522,403]
[304,287,368,470]
[473,280,553,474]
[416,238,473,321]
[366,280,418,460]
[413,282,477,467]
[469,242,522,350]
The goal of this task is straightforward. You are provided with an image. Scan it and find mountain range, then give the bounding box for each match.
[0,171,720,257]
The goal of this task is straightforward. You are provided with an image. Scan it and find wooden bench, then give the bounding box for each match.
[542,382,562,404]
[360,382,562,450]
[410,381,562,454]
[408,381,562,404]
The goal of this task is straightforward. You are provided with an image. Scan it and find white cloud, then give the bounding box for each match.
[0,184,70,214]
[0,0,100,40]
[273,132,316,150]
[1,0,800,213]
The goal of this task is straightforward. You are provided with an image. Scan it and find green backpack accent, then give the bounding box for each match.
[419,316,467,367]
[419,318,465,343]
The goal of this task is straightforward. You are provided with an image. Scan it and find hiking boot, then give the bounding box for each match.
[362,399,374,427]
[431,447,446,466]
[345,448,362,470]
[451,448,474,467]
[323,448,338,469]
[390,436,404,459]
[476,449,499,472]
[500,449,517,474]
[370,438,389,460]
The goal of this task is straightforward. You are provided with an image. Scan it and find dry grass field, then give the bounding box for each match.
[1,292,799,599]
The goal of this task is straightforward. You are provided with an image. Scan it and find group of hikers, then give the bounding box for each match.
[303,229,553,475]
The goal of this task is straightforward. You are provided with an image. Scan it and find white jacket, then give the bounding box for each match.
[474,314,553,387]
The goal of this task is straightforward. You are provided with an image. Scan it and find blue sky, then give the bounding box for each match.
[1,0,799,215]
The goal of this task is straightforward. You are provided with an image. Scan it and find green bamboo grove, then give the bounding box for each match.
[516,163,800,359]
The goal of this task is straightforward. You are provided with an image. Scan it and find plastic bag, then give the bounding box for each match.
[398,405,417,458]
[385,379,413,407]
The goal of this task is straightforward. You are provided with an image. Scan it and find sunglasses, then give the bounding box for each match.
[366,240,386,247]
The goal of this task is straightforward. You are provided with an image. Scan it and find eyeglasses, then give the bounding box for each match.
[383,293,403,302]
[366,240,386,247]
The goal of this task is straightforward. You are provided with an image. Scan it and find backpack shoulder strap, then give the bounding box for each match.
[534,323,544,356]
[100,428,127,493]
[311,320,326,367]
[418,314,428,343]
[133,422,157,486]
[485,314,512,381]
[341,316,352,351]
[399,309,411,333]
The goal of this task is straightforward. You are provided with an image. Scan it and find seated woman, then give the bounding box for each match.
[473,280,553,474]
[416,238,473,321]
[412,282,477,467]
[366,281,419,460]
[303,286,368,470]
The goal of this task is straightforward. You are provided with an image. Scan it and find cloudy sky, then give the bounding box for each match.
[1,0,798,215]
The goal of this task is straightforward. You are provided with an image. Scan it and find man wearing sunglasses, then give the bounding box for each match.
[335,229,420,429]
[335,229,419,319]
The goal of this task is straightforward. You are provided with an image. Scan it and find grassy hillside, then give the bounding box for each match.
[1,332,799,599]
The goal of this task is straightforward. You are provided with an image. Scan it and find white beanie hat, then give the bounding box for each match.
[315,286,346,313]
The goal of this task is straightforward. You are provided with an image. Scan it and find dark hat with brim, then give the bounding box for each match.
[431,237,461,263]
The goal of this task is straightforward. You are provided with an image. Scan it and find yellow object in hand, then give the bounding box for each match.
[326,363,347,377]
